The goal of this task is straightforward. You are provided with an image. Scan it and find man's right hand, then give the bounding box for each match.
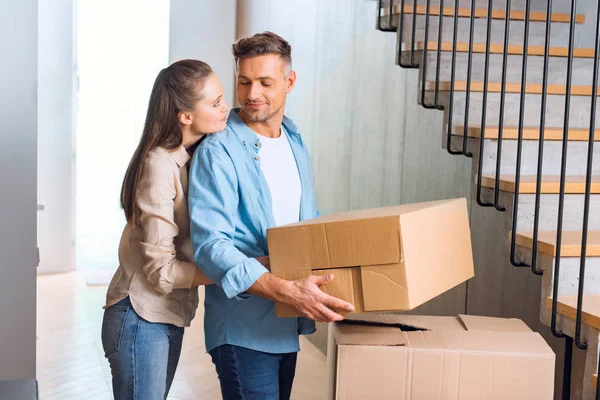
[248,272,355,323]
[282,274,355,323]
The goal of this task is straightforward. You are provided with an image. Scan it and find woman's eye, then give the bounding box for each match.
[214,100,220,107]
[240,82,250,86]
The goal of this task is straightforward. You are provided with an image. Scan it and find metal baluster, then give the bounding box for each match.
[574,0,600,354]
[493,0,512,211]
[529,0,553,276]
[550,0,577,343]
[409,0,420,67]
[396,0,419,69]
[421,0,438,109]
[433,0,446,110]
[377,0,396,32]
[475,0,495,207]
[446,0,463,155]
[509,0,532,267]
[461,0,477,158]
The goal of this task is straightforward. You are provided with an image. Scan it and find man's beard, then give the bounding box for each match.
[242,104,282,123]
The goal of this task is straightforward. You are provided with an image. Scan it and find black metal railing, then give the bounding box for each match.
[509,0,531,269]
[475,0,496,207]
[420,0,440,109]
[377,0,396,32]
[492,0,512,211]
[528,0,554,277]
[446,0,464,155]
[377,0,599,398]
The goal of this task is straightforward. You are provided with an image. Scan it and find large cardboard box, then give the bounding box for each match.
[267,198,474,317]
[327,314,556,400]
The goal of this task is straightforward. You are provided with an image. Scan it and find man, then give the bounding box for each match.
[188,32,354,399]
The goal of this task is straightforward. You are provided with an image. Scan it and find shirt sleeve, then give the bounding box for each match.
[188,145,268,299]
[136,157,197,294]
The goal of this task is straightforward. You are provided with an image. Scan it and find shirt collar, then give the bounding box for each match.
[227,108,299,143]
[168,145,190,167]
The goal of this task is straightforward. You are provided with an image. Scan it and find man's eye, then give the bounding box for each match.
[262,83,272,87]
[240,82,250,86]
[214,100,220,107]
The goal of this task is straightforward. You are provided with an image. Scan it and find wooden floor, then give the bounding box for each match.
[36,272,327,400]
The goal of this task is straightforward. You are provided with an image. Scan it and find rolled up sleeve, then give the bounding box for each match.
[188,146,268,298]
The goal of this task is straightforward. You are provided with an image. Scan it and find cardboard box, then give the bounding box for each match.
[267,198,474,317]
[327,314,555,400]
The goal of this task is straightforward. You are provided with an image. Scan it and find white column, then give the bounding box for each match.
[0,0,38,380]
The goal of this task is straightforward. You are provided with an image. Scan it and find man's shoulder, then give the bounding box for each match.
[198,128,237,152]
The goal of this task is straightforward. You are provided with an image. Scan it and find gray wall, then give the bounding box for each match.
[237,0,472,351]
[37,0,75,273]
[0,0,38,380]
[169,0,237,107]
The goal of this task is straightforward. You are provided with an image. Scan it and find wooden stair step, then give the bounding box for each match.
[546,294,600,331]
[429,81,600,96]
[381,4,585,23]
[454,126,600,141]
[412,41,596,58]
[480,174,600,194]
[514,230,600,257]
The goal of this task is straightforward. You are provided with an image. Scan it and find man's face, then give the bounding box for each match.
[236,54,295,123]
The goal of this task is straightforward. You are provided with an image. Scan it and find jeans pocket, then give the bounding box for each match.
[101,304,129,357]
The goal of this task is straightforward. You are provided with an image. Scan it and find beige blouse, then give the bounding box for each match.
[105,145,199,327]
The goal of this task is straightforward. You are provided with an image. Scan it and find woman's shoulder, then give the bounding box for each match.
[147,146,176,162]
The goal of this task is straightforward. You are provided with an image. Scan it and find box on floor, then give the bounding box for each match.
[327,313,556,400]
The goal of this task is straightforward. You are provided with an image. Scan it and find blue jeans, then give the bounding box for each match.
[209,345,298,400]
[101,297,184,400]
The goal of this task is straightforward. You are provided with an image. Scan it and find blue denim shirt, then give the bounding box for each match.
[188,109,317,354]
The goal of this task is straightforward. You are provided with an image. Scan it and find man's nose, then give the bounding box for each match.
[248,83,261,100]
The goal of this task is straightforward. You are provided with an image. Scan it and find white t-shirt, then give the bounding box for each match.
[257,126,301,227]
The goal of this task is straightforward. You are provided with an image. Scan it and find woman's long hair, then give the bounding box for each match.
[120,59,213,226]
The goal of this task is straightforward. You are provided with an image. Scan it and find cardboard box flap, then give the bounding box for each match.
[406,330,555,356]
[271,199,461,227]
[459,314,532,333]
[347,314,466,332]
[333,322,408,346]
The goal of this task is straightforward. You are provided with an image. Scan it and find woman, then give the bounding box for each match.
[101,59,232,399]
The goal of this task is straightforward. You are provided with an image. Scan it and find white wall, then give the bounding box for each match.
[169,0,237,107]
[0,0,38,380]
[37,0,76,273]
[76,0,170,273]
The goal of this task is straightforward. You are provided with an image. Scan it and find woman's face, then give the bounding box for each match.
[189,74,229,135]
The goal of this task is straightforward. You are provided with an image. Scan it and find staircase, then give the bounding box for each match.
[371,0,600,398]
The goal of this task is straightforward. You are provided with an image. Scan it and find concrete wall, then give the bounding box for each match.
[236,0,473,352]
[169,0,237,107]
[37,0,76,273]
[0,0,38,380]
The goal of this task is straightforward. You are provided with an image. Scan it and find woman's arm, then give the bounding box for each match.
[136,155,200,294]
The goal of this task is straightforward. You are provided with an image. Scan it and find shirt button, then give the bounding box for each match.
[254,156,259,161]
[254,142,259,147]
[243,141,247,145]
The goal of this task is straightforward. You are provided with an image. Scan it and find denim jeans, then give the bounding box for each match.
[101,297,184,400]
[209,344,298,400]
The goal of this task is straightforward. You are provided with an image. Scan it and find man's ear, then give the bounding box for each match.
[286,70,296,93]
[178,110,192,125]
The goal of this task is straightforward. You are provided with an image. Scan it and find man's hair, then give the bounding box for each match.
[232,31,292,74]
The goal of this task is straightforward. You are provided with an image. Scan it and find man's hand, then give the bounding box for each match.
[282,274,355,323]
[248,272,355,323]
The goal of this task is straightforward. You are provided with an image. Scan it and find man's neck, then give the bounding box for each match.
[239,109,284,138]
